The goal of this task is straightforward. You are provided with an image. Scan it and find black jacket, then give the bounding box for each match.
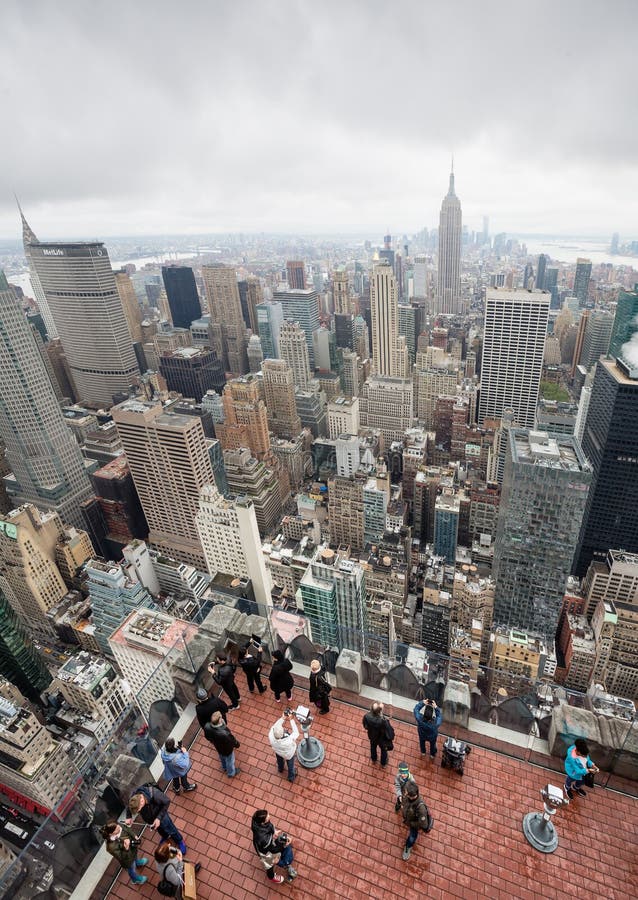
[308,668,330,702]
[239,653,262,675]
[196,694,229,727]
[213,662,237,691]
[402,794,431,831]
[203,720,240,756]
[269,658,294,693]
[126,785,170,824]
[251,819,276,855]
[362,711,389,744]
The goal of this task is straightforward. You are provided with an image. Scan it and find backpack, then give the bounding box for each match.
[417,799,434,833]
[157,863,179,897]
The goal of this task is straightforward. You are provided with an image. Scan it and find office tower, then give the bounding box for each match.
[90,455,149,545]
[363,476,388,545]
[111,398,215,569]
[272,287,320,367]
[488,628,554,701]
[332,269,350,315]
[339,348,362,398]
[413,255,428,299]
[202,265,242,327]
[437,168,463,315]
[573,258,592,308]
[608,284,638,361]
[413,354,460,426]
[27,241,139,406]
[50,652,130,740]
[262,360,302,439]
[336,434,360,478]
[573,357,638,575]
[522,262,534,290]
[579,310,613,370]
[18,202,57,339]
[109,610,198,715]
[202,389,225,426]
[359,375,413,445]
[114,270,143,344]
[161,266,202,329]
[0,505,73,639]
[196,483,273,607]
[398,304,417,364]
[55,525,94,588]
[216,376,271,457]
[478,289,549,428]
[279,321,312,388]
[433,492,460,562]
[286,260,306,290]
[328,476,365,550]
[238,276,262,332]
[313,325,333,371]
[334,313,354,351]
[0,273,93,524]
[44,338,77,403]
[223,448,282,536]
[450,571,494,665]
[353,314,370,360]
[0,587,51,702]
[327,396,359,439]
[247,334,264,373]
[535,254,548,291]
[370,261,409,378]
[299,545,367,652]
[570,309,590,377]
[493,430,591,640]
[86,558,155,654]
[256,300,284,359]
[159,347,225,401]
[543,266,559,308]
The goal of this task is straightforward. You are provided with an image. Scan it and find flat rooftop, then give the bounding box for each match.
[100,691,638,900]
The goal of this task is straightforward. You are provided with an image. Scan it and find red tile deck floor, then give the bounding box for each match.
[100,690,638,900]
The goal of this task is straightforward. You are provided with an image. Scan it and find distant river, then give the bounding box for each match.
[520,238,637,268]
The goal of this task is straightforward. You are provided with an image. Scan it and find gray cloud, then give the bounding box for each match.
[1,0,637,238]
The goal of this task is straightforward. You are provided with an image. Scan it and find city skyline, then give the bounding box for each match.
[1,1,637,238]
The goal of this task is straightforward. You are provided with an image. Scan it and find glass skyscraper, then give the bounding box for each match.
[0,583,52,702]
[608,285,638,361]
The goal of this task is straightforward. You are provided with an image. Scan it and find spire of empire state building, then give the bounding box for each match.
[437,165,463,315]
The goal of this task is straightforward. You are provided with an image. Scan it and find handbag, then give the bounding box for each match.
[383,718,395,751]
[158,863,180,897]
[583,771,595,789]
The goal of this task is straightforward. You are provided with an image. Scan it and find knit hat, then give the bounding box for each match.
[196,687,208,701]
[398,761,410,778]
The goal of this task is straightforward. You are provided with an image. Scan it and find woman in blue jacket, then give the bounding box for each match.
[161,737,197,794]
[413,699,443,757]
[564,738,599,799]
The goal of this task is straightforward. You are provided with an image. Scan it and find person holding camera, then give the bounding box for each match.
[251,808,297,884]
[362,701,395,767]
[268,709,300,782]
[203,710,241,777]
[154,842,202,898]
[564,738,599,799]
[413,697,443,758]
[100,820,148,885]
[161,737,197,794]
[126,785,187,855]
[210,653,241,709]
[269,649,294,702]
[238,641,267,694]
[309,658,331,714]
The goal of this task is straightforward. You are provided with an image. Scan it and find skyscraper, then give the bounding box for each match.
[27,239,139,406]
[279,321,312,389]
[272,286,320,368]
[370,261,409,377]
[238,277,262,332]
[196,484,273,608]
[161,265,202,329]
[286,260,306,290]
[111,398,215,569]
[437,168,463,315]
[0,273,93,525]
[573,258,592,308]
[573,357,638,576]
[608,284,638,362]
[494,430,591,641]
[18,202,57,339]
[299,545,367,652]
[159,347,226,401]
[535,254,548,291]
[114,270,143,345]
[478,288,550,428]
[0,584,51,702]
[332,269,350,315]
[262,359,302,439]
[256,300,284,360]
[216,376,271,459]
[202,265,243,327]
[579,310,613,370]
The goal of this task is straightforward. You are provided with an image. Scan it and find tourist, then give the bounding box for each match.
[195,686,229,727]
[161,737,197,794]
[203,710,241,777]
[401,781,433,860]
[394,760,416,813]
[564,737,599,799]
[268,649,294,703]
[362,701,394,767]
[413,698,443,757]
[101,820,148,885]
[238,643,267,694]
[268,709,300,782]
[308,658,331,714]
[154,842,202,899]
[210,653,241,709]
[251,808,298,884]
[126,785,186,855]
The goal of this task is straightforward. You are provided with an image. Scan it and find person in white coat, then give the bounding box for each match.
[268,710,300,782]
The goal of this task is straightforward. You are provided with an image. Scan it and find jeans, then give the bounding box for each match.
[224,681,241,706]
[266,843,294,879]
[419,732,438,756]
[405,827,419,849]
[565,774,584,790]
[172,773,191,790]
[276,754,297,781]
[126,860,146,882]
[219,750,237,777]
[157,815,186,854]
[370,740,388,767]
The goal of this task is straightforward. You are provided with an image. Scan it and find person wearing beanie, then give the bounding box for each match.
[394,761,416,812]
[401,781,433,861]
[268,709,300,782]
[268,649,294,702]
[195,686,229,728]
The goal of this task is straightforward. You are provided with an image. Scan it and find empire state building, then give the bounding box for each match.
[437,168,462,315]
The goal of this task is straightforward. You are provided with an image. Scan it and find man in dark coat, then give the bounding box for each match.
[195,686,229,726]
[238,643,267,694]
[268,649,294,702]
[210,653,240,709]
[401,781,433,860]
[125,783,186,854]
[362,701,393,767]
[308,659,331,714]
[203,710,241,777]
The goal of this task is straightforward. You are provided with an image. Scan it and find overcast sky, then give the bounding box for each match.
[2,0,637,240]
